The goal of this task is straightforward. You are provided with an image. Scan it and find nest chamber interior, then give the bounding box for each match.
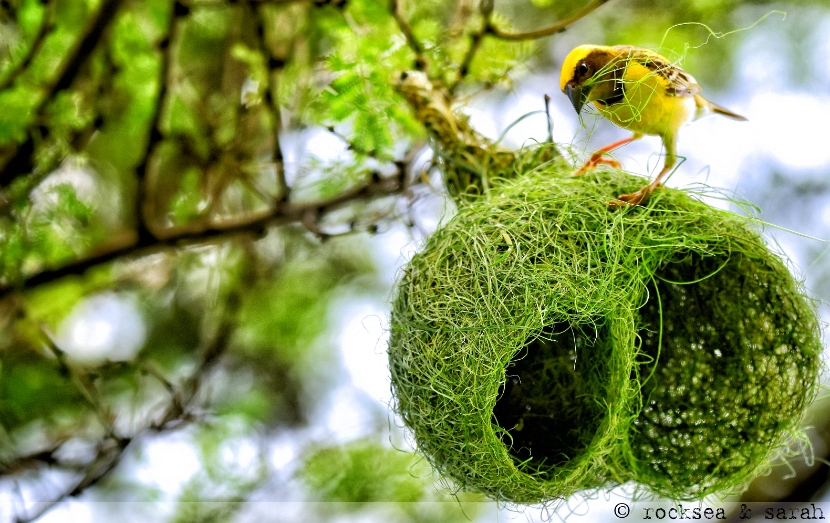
[388,166,822,503]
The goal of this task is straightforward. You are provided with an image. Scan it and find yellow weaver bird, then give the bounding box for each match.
[559,44,747,205]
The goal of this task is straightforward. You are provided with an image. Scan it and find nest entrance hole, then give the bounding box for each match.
[492,320,610,476]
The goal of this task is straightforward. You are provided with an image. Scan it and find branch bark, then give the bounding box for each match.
[487,0,611,40]
[3,169,408,296]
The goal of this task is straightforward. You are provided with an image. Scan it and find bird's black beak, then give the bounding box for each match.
[565,84,587,114]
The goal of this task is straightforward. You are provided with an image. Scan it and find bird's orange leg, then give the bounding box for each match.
[574,134,639,176]
[611,138,677,206]
[609,164,671,206]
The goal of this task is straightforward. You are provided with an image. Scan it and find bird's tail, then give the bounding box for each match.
[694,94,748,121]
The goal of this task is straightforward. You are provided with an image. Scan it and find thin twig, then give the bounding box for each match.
[544,94,553,142]
[0,0,125,188]
[487,0,611,40]
[150,244,252,433]
[134,1,188,241]
[447,0,475,39]
[252,3,289,202]
[450,0,493,94]
[13,248,254,523]
[14,435,131,523]
[0,117,102,220]
[41,334,118,440]
[0,35,116,211]
[0,442,65,475]
[326,126,396,162]
[186,0,313,6]
[141,362,178,397]
[0,0,56,92]
[389,0,427,70]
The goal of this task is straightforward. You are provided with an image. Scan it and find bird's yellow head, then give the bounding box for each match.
[559,45,618,114]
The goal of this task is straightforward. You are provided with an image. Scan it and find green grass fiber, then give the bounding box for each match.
[388,163,822,503]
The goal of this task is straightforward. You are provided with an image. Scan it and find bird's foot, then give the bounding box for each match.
[609,184,659,207]
[573,153,623,176]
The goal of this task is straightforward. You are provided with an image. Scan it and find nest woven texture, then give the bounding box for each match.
[388,164,822,503]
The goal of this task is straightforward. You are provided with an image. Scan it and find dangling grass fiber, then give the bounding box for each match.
[388,162,822,503]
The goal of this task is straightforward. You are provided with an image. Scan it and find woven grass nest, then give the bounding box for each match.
[388,163,822,503]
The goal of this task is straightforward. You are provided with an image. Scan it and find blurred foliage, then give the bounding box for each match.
[167,420,269,522]
[0,0,827,521]
[300,439,485,522]
[302,440,430,504]
[235,230,375,364]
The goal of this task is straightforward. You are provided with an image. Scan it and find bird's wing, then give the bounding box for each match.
[611,46,702,97]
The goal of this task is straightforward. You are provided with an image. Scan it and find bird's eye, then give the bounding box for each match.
[577,62,589,76]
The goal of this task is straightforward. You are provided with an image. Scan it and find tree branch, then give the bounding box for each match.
[0,1,19,21]
[0,35,117,213]
[326,126,396,162]
[389,0,427,71]
[186,0,315,6]
[42,335,118,440]
[0,0,126,187]
[451,0,493,93]
[0,0,56,92]
[11,247,254,523]
[252,3,289,202]
[133,1,188,242]
[0,443,65,476]
[487,0,611,40]
[2,168,409,296]
[150,258,249,432]
[12,438,131,523]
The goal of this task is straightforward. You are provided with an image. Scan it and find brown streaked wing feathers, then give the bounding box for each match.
[611,45,701,97]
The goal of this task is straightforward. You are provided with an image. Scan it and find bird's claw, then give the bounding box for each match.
[608,184,658,207]
[573,154,623,176]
